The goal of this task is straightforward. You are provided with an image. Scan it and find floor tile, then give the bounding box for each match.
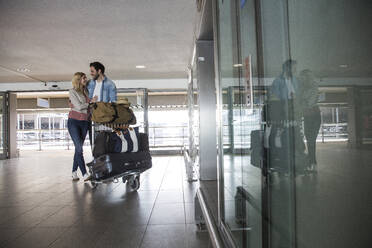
[0,227,30,247]
[186,224,211,248]
[149,203,185,225]
[93,224,146,248]
[1,206,63,228]
[156,190,184,204]
[49,227,102,248]
[5,227,68,248]
[140,224,186,248]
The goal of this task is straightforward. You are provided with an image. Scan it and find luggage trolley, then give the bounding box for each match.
[87,122,152,190]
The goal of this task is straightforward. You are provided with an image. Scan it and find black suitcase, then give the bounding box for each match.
[92,131,121,158]
[87,154,113,179]
[250,130,264,168]
[87,133,152,181]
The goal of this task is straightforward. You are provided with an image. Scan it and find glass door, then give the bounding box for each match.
[217,0,263,247]
[0,93,8,159]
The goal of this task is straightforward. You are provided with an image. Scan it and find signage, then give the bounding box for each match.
[37,98,49,108]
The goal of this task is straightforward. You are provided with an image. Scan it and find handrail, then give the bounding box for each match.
[196,189,225,248]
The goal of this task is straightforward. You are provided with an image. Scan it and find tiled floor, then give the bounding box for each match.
[0,150,211,248]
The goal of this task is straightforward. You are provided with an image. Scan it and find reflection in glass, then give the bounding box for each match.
[216,0,372,247]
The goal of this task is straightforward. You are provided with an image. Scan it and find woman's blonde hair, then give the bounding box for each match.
[72,72,88,95]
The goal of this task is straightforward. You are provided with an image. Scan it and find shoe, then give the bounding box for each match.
[72,171,79,181]
[83,173,92,182]
[307,163,317,173]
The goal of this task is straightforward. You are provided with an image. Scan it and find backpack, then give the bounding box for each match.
[91,102,117,123]
[93,131,122,158]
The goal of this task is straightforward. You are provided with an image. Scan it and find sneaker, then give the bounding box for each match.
[72,171,79,181]
[83,173,92,182]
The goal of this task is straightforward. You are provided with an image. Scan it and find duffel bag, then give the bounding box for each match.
[112,104,136,125]
[91,102,117,123]
[115,127,139,153]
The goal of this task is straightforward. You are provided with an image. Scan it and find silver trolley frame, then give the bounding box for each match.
[88,122,141,190]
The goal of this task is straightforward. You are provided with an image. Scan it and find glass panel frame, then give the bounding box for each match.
[0,93,8,159]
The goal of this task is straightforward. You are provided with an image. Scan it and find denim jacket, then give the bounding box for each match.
[87,76,117,102]
[270,74,299,100]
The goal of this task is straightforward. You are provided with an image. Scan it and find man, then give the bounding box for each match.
[85,62,117,144]
[270,59,298,100]
[87,61,117,102]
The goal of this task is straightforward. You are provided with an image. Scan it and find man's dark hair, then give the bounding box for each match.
[282,59,296,76]
[90,62,105,74]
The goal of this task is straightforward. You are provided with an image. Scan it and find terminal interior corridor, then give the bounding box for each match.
[0,152,211,248]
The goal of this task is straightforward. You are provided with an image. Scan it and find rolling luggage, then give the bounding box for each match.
[87,133,152,182]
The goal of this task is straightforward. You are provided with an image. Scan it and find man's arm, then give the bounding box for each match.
[86,80,94,99]
[110,82,117,102]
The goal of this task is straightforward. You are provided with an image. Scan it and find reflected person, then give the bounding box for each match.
[271,59,299,101]
[299,69,321,172]
[268,60,306,172]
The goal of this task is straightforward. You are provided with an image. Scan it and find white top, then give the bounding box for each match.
[93,81,103,101]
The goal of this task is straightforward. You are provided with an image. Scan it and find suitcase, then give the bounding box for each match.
[92,131,122,158]
[87,154,113,179]
[89,152,152,180]
[87,133,152,181]
[250,130,264,168]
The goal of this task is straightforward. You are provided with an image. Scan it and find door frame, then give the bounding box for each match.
[0,92,9,159]
[213,0,269,247]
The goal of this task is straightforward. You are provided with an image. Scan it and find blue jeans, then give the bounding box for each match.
[67,118,89,175]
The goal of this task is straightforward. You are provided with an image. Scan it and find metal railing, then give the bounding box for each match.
[17,125,190,151]
[148,125,188,148]
[17,129,90,150]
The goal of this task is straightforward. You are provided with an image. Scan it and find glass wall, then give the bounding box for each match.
[287,1,372,247]
[215,0,372,247]
[148,108,189,149]
[0,94,7,158]
[17,112,85,150]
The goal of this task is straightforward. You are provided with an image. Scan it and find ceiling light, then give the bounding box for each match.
[135,65,146,69]
[339,64,348,68]
[17,68,31,73]
[233,64,243,67]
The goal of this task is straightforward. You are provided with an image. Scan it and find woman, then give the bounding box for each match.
[68,72,96,181]
[299,69,321,172]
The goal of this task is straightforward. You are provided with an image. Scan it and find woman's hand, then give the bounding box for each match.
[91,96,98,103]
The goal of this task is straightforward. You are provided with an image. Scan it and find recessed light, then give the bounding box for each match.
[17,68,31,72]
[339,64,348,68]
[233,64,243,67]
[135,65,146,69]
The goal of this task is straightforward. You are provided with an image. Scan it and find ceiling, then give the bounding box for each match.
[0,0,197,83]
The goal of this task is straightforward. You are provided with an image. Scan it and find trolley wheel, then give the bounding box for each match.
[129,176,140,190]
[91,181,98,189]
[122,176,128,184]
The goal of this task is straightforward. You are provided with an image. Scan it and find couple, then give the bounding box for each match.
[271,60,321,172]
[68,61,117,181]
